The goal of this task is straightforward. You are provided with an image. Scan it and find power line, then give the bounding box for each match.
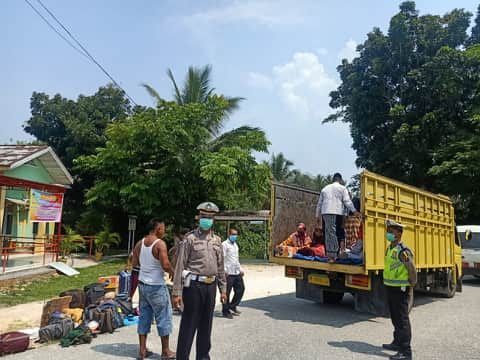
[24,0,90,61]
[25,0,138,106]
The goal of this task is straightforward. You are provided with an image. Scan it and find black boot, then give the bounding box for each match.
[382,342,400,351]
[390,352,412,360]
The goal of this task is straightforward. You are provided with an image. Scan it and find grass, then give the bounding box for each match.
[0,259,127,307]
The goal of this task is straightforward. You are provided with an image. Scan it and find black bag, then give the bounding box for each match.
[59,289,86,309]
[114,294,133,316]
[84,301,123,334]
[83,283,106,307]
[39,318,74,343]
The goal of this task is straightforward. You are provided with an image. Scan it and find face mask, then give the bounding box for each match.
[199,218,214,230]
[386,232,396,242]
[229,235,238,242]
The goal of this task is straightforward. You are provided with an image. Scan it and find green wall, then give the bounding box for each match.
[4,159,54,184]
[2,159,57,239]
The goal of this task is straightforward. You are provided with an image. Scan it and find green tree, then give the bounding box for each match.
[326,1,480,222]
[143,65,243,136]
[269,153,294,181]
[77,97,270,229]
[23,85,134,230]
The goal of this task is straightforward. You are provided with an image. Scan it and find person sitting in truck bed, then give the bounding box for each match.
[275,223,312,257]
[297,226,326,258]
[283,223,312,247]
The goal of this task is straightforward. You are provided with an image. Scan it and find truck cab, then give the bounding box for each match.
[457,225,480,278]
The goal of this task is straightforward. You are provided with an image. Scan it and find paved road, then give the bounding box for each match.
[6,275,480,359]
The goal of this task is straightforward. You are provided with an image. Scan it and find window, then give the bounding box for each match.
[45,223,50,235]
[4,214,13,235]
[33,222,39,236]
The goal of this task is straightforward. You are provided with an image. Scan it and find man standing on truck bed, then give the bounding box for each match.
[316,173,360,262]
[382,220,417,360]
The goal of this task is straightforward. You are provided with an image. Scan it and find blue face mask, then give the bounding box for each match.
[386,232,396,242]
[229,235,238,242]
[199,218,213,231]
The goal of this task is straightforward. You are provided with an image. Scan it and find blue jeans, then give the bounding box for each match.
[138,283,172,337]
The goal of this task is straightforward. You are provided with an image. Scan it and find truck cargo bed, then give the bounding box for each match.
[271,256,366,274]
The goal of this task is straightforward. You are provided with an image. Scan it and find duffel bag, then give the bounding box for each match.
[59,289,86,309]
[0,332,29,355]
[83,283,106,307]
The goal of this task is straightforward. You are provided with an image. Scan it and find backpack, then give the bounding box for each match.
[84,300,123,334]
[59,289,86,309]
[83,283,106,307]
[114,294,133,316]
[39,318,74,343]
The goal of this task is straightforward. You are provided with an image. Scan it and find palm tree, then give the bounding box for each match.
[94,227,121,261]
[142,65,244,136]
[269,153,295,181]
[60,226,85,267]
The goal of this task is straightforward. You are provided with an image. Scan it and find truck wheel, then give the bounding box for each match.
[323,291,344,304]
[444,270,456,298]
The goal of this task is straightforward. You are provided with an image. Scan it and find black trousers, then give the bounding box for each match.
[222,275,245,314]
[386,286,412,356]
[177,281,216,360]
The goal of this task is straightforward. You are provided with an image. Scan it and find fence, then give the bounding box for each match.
[0,234,95,274]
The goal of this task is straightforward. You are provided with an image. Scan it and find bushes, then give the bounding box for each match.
[238,229,267,259]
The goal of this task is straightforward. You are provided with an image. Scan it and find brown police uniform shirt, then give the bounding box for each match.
[172,228,227,296]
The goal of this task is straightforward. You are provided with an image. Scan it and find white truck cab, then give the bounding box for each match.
[457,225,480,278]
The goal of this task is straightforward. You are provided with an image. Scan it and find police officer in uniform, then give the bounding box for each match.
[382,220,417,360]
[173,202,227,360]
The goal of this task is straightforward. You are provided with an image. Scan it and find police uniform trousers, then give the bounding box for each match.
[386,286,412,356]
[177,279,216,360]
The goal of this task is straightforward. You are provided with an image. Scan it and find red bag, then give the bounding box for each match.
[0,331,30,355]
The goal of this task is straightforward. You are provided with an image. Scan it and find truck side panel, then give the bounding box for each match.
[270,183,320,250]
[362,171,455,271]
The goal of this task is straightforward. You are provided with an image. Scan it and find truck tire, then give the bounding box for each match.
[443,269,456,298]
[323,291,344,304]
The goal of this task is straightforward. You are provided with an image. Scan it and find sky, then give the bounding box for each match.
[2,0,479,181]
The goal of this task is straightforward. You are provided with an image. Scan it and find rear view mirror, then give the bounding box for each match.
[465,229,473,241]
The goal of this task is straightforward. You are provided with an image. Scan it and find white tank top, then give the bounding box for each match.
[138,238,165,285]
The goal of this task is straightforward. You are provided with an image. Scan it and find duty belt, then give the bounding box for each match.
[190,274,216,284]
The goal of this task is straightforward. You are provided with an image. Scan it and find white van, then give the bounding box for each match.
[457,225,480,278]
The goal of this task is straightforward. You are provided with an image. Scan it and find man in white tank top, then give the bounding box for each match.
[132,219,176,360]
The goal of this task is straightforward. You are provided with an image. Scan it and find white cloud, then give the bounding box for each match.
[271,52,338,120]
[247,72,274,89]
[179,0,304,27]
[338,39,358,62]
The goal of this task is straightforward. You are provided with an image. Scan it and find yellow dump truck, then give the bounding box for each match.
[270,170,462,315]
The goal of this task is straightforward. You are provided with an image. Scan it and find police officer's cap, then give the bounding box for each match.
[386,219,405,229]
[196,202,219,214]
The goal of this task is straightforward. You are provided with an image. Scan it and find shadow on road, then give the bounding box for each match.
[91,343,161,359]
[463,276,480,287]
[240,292,378,328]
[328,341,391,358]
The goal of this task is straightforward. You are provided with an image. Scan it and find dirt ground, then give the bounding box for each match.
[0,262,293,333]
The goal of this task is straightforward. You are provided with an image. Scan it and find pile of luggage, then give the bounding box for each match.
[0,270,138,356]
